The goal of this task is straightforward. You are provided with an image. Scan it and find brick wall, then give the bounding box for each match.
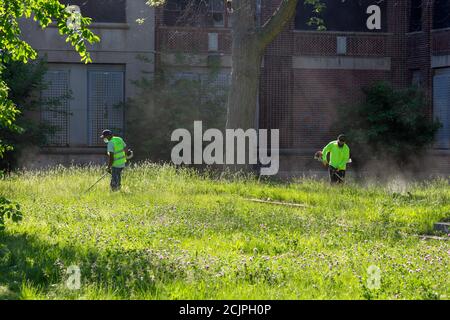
[156,0,450,175]
[433,30,450,55]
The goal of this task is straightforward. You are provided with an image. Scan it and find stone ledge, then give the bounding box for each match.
[293,55,391,70]
[41,147,105,155]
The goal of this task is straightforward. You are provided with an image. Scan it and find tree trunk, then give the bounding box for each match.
[226,36,262,130]
[224,0,299,172]
[225,0,300,132]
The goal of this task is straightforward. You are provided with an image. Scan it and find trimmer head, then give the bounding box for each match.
[126,149,134,160]
[314,151,323,161]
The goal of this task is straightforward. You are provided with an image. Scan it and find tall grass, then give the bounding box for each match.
[0,163,449,299]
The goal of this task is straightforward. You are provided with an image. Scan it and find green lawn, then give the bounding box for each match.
[0,164,449,300]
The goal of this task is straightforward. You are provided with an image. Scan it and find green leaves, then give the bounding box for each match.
[336,82,441,166]
[0,0,100,157]
[0,196,23,231]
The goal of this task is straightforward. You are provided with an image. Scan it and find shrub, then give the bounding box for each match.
[0,59,61,171]
[126,55,228,162]
[336,82,441,168]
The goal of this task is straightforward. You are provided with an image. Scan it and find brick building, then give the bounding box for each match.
[155,0,450,176]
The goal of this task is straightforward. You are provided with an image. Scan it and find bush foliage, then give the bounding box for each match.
[0,59,54,170]
[336,82,441,167]
[126,57,228,162]
[0,196,22,231]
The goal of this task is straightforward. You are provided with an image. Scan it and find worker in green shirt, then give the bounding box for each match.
[322,134,350,184]
[100,129,129,191]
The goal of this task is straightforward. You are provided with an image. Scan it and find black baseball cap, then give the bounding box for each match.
[100,129,113,138]
[337,134,346,142]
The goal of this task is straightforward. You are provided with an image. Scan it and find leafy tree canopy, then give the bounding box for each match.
[0,0,99,157]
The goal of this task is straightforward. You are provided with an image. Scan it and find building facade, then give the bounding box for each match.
[19,0,450,175]
[20,0,155,168]
[155,0,450,176]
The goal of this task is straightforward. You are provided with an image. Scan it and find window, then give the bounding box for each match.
[172,70,230,103]
[163,0,186,26]
[163,0,227,27]
[208,0,225,27]
[200,71,231,102]
[59,0,126,23]
[88,71,125,146]
[336,36,347,55]
[434,0,450,29]
[412,69,423,87]
[410,0,422,32]
[174,71,200,82]
[42,64,125,147]
[295,0,387,32]
[41,71,70,146]
[433,68,450,149]
[208,33,219,51]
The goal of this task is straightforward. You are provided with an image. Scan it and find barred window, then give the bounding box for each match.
[59,0,126,23]
[88,71,125,146]
[433,68,450,149]
[41,64,125,147]
[41,71,70,147]
[200,71,231,102]
[172,70,230,103]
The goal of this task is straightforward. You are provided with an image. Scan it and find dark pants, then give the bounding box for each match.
[329,167,346,184]
[111,167,123,191]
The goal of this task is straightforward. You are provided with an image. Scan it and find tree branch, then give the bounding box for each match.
[258,0,300,50]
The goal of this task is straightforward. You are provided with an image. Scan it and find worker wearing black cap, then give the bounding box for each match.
[100,129,130,191]
[321,134,351,184]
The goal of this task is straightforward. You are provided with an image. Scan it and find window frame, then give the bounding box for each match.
[59,0,127,24]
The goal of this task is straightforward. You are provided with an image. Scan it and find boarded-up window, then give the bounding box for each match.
[88,71,125,146]
[295,0,387,32]
[59,0,126,23]
[41,71,70,146]
[434,0,450,29]
[433,69,450,149]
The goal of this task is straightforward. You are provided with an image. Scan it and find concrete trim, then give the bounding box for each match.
[49,22,130,30]
[405,31,425,36]
[41,147,105,155]
[432,55,450,68]
[432,27,450,33]
[161,53,232,68]
[278,148,450,157]
[278,149,318,156]
[158,25,231,32]
[36,49,154,54]
[428,149,450,156]
[291,30,393,36]
[292,55,391,70]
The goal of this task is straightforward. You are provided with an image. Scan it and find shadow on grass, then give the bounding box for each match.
[0,232,190,299]
[0,232,75,299]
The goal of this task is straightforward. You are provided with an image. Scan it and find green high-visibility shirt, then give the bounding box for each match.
[107,136,127,168]
[322,140,350,170]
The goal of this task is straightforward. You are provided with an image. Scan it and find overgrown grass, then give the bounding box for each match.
[0,163,449,300]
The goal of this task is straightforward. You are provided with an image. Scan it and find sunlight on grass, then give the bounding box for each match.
[0,163,449,299]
